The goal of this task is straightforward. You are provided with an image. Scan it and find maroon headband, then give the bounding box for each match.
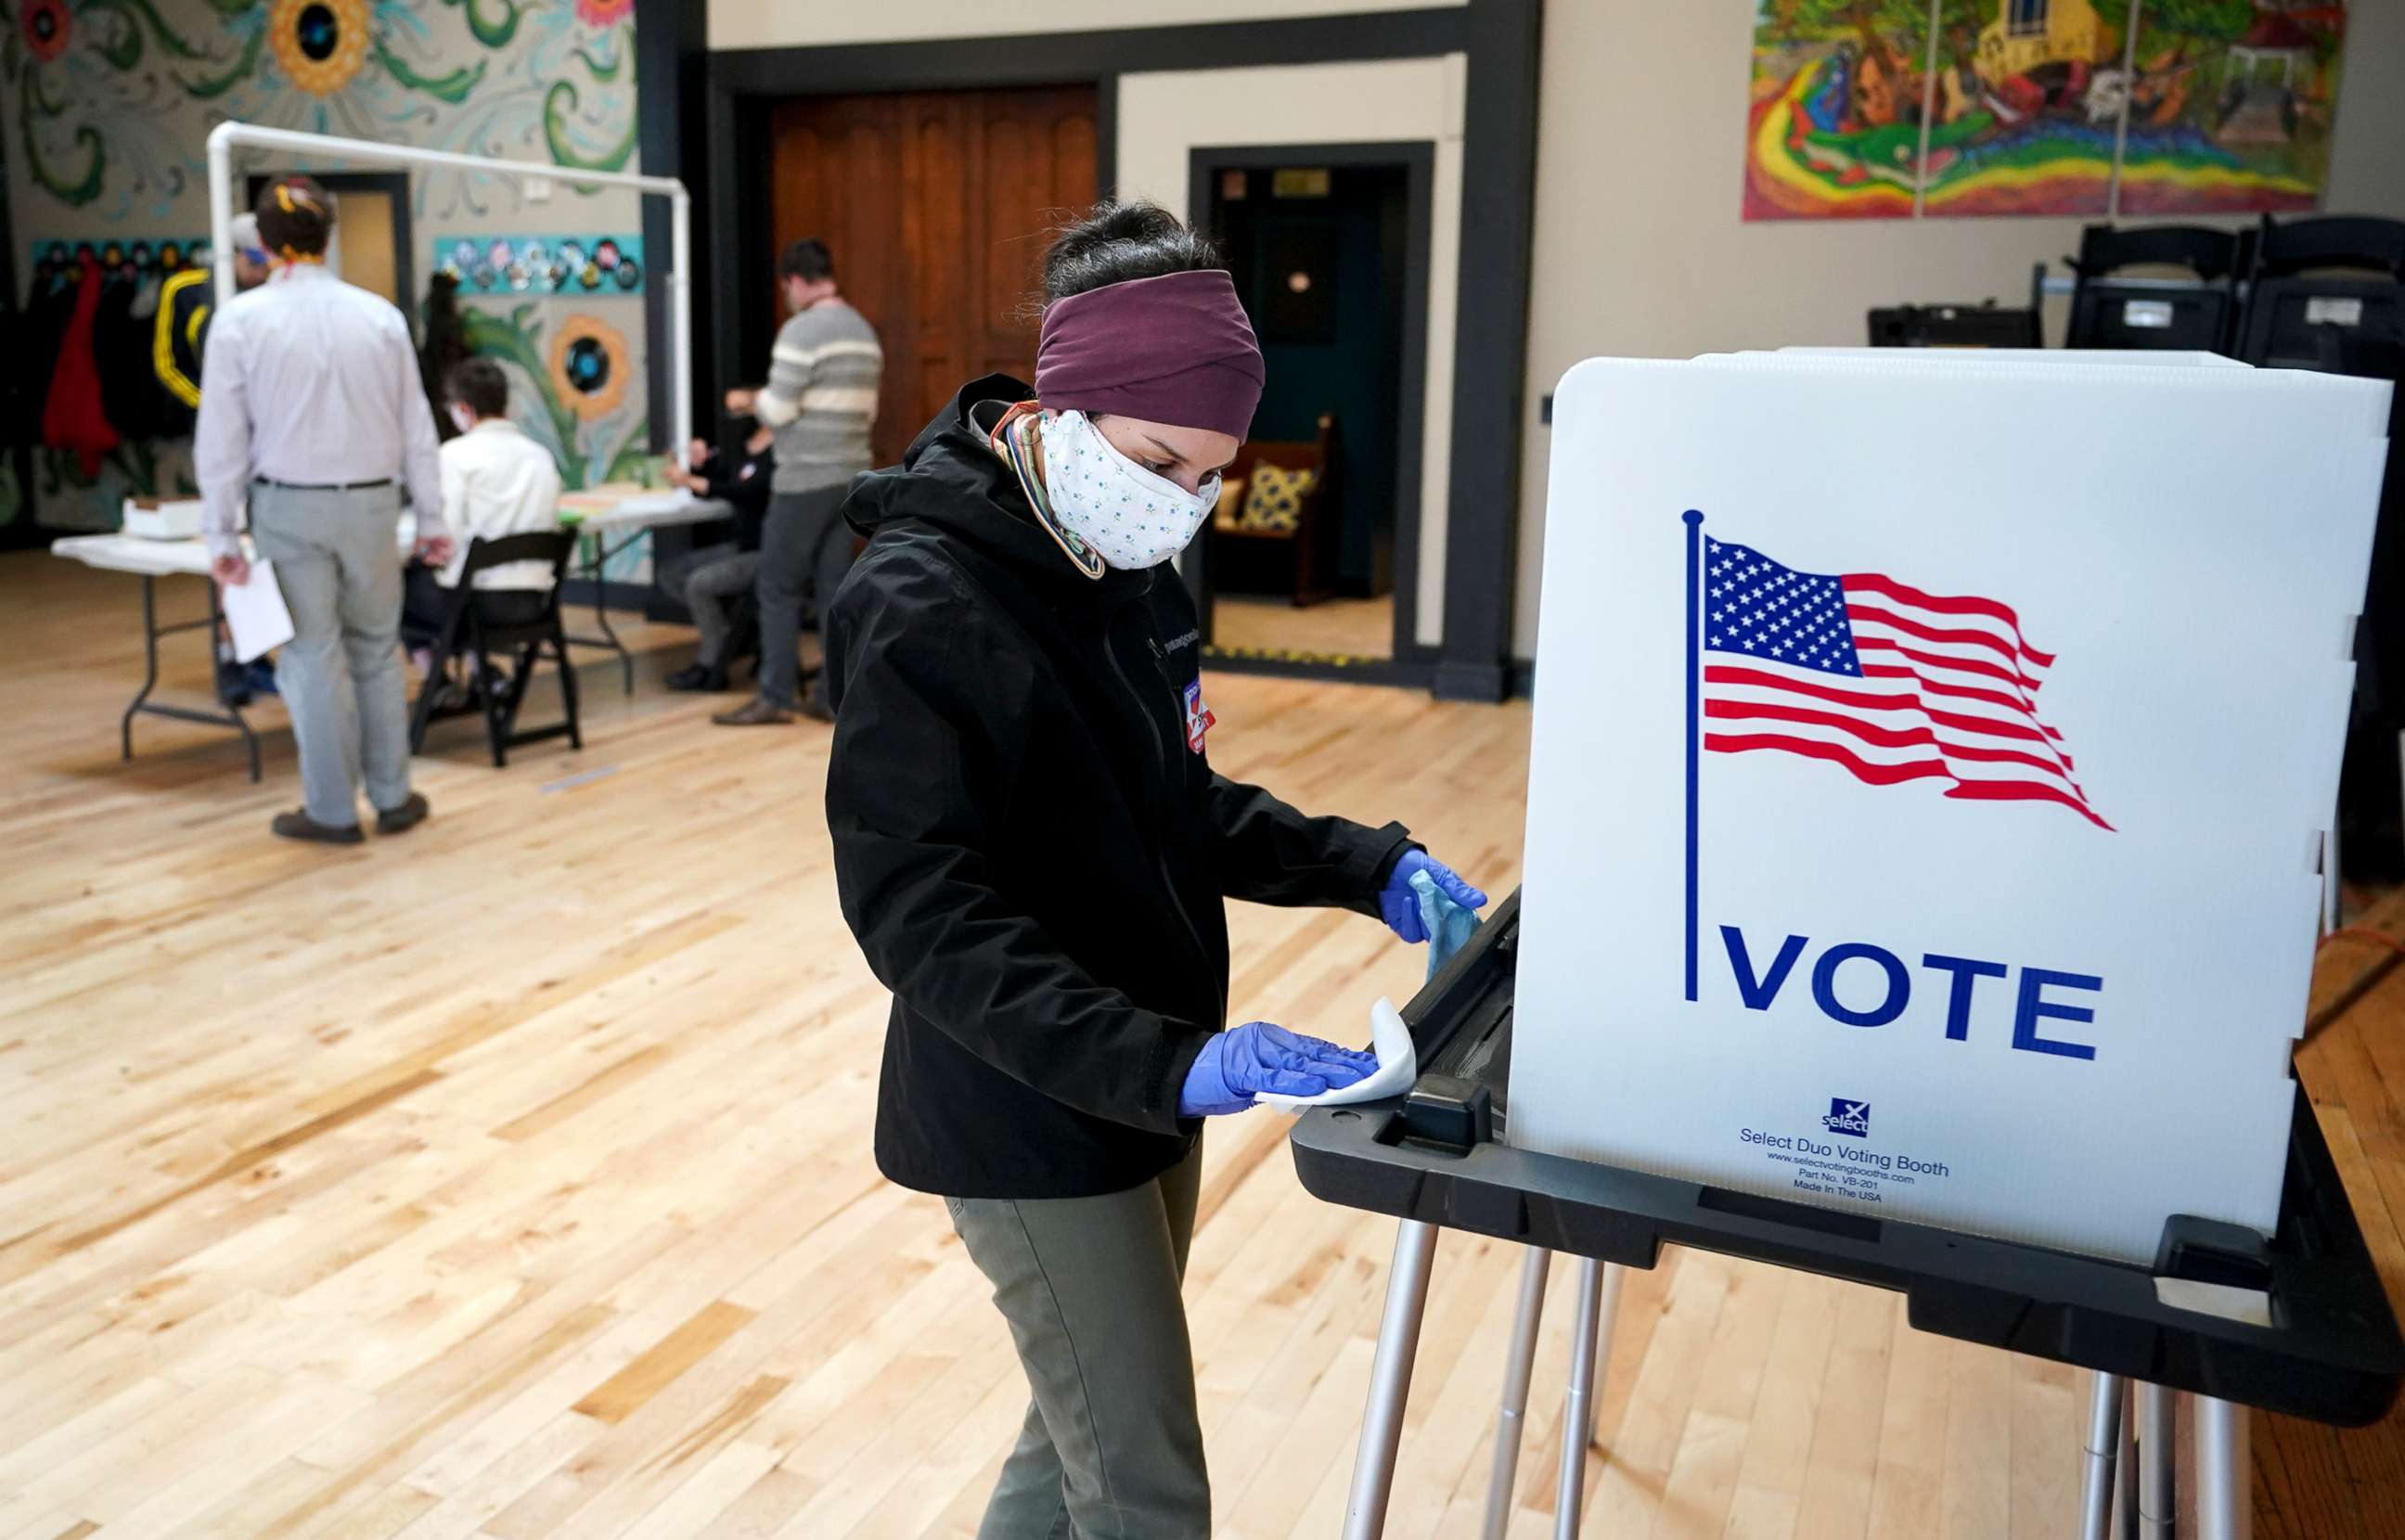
[1035,269,1265,441]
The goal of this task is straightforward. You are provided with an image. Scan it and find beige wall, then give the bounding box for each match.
[1511,1,2405,660]
[1117,57,1466,648]
[706,0,2405,667]
[710,0,1457,51]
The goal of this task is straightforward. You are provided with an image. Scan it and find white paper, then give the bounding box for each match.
[221,560,295,663]
[1512,353,2392,1264]
[1260,997,1417,1112]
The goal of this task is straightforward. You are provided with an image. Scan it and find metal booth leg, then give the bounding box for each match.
[2195,1395,2251,1540]
[2113,1390,2138,1539]
[1343,1220,1440,1540]
[1554,1257,1607,1540]
[2080,1372,2128,1540]
[2323,824,2342,934]
[2137,1382,2174,1540]
[1480,1248,1552,1540]
[1588,1263,1625,1451]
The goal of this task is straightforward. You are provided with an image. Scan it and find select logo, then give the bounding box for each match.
[1822,1098,1871,1138]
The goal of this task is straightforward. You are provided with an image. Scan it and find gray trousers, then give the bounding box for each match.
[249,482,410,828]
[677,549,760,668]
[756,485,852,710]
[947,1141,1210,1539]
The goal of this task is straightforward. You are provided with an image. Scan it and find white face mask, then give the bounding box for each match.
[1037,410,1218,571]
[449,404,476,435]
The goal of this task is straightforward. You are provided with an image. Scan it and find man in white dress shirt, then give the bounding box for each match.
[195,175,452,845]
[400,356,563,650]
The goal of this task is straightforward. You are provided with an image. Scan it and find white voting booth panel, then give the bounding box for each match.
[1514,352,2393,1264]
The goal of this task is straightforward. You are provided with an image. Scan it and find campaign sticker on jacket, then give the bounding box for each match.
[1183,680,1215,754]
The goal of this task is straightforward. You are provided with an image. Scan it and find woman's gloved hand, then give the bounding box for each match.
[1179,1022,1379,1117]
[1380,851,1487,944]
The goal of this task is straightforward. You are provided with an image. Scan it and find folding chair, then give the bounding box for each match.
[2063,223,2250,354]
[2233,214,2405,368]
[407,532,583,767]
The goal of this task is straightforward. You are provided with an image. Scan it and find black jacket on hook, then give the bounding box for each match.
[823,374,1415,1200]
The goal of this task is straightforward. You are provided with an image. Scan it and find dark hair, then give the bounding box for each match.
[1040,199,1221,305]
[446,356,509,420]
[779,238,835,283]
[255,175,335,257]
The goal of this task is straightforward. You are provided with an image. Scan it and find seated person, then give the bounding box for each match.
[658,426,775,693]
[401,356,562,653]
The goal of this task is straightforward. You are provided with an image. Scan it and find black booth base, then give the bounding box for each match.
[1289,892,2405,1429]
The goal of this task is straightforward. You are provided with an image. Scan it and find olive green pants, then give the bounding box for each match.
[945,1139,1209,1538]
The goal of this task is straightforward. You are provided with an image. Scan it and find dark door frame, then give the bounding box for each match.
[243,171,416,308]
[698,0,1540,699]
[1182,141,1434,675]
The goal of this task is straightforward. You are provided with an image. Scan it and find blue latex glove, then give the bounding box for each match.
[1180,1022,1379,1117]
[1410,868,1484,980]
[1381,851,1487,944]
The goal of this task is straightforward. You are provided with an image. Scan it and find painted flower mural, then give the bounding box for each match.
[20,0,68,63]
[270,0,375,97]
[550,313,629,422]
[2,0,638,219]
[462,304,649,493]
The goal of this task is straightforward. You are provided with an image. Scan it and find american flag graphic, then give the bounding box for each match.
[1700,535,2109,829]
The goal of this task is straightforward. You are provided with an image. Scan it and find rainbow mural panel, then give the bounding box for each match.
[1745,2,2348,222]
[1744,4,1932,221]
[2113,3,2346,215]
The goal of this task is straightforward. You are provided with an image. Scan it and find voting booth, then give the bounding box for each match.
[1296,351,2405,1540]
[1516,351,2391,1266]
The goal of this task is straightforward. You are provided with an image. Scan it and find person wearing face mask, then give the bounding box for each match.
[821,200,1487,1539]
[398,357,562,657]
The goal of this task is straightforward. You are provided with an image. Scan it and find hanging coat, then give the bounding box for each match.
[152,266,215,440]
[96,268,174,443]
[42,258,119,476]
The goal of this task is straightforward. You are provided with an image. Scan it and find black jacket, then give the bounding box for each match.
[824,375,1415,1199]
[701,443,775,551]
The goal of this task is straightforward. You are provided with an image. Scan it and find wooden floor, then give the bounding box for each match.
[0,548,2393,1538]
[1214,595,1394,661]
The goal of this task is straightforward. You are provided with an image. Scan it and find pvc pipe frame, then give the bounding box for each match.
[204,122,694,461]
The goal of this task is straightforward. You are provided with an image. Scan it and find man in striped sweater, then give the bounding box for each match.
[715,237,883,725]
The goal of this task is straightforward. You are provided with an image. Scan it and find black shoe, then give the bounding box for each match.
[664,662,729,693]
[272,809,365,845]
[713,698,795,726]
[216,662,253,708]
[798,694,836,724]
[375,792,431,836]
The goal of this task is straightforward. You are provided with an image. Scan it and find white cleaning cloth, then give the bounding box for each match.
[1259,996,1416,1112]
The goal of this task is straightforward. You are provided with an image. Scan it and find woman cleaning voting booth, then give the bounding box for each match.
[822,201,1485,1537]
[17,5,2405,1534]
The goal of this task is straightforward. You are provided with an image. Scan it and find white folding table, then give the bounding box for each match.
[555,487,731,693]
[52,533,267,780]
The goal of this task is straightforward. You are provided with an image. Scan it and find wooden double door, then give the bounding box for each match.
[768,86,1097,468]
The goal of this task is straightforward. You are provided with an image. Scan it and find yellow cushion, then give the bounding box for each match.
[1212,474,1245,533]
[1237,464,1315,535]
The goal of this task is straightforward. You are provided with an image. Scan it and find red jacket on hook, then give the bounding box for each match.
[42,256,120,477]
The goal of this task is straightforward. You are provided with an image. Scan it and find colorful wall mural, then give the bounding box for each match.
[0,0,651,537]
[1745,1,2348,221]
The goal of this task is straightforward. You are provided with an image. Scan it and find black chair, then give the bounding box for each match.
[408,532,582,767]
[2064,223,2250,353]
[2233,214,2405,368]
[1866,301,2039,349]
